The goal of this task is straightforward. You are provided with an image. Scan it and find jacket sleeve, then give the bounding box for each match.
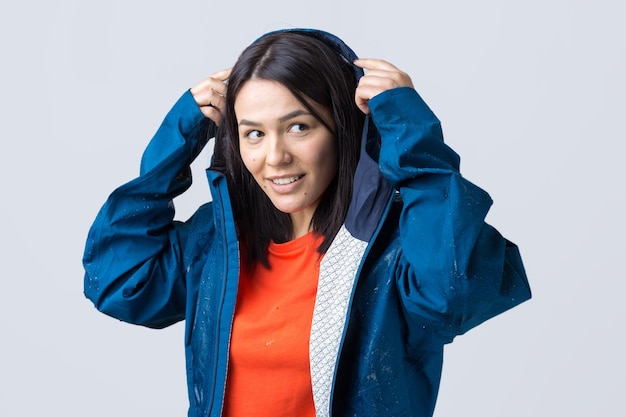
[82,90,214,329]
[370,87,531,343]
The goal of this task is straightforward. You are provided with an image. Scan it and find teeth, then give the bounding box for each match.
[272,175,302,185]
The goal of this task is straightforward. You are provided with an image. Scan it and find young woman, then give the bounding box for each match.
[83,28,531,417]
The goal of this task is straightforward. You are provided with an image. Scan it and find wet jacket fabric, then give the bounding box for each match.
[83,29,531,417]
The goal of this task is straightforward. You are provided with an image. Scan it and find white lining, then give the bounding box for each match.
[309,225,368,417]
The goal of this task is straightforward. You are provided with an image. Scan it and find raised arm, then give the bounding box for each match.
[356,59,530,343]
[83,70,230,328]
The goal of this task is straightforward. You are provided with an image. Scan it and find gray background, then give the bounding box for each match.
[1,0,624,415]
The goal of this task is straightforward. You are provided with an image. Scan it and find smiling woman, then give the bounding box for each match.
[83,28,531,417]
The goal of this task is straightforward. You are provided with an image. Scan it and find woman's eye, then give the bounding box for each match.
[290,123,308,133]
[246,130,263,140]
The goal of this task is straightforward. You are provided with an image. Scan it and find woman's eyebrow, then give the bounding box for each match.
[277,110,311,123]
[238,110,312,127]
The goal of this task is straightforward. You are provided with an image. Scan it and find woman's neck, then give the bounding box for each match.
[290,210,314,239]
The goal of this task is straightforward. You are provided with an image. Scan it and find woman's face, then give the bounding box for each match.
[235,79,338,237]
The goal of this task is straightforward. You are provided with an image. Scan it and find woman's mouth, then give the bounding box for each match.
[271,175,304,185]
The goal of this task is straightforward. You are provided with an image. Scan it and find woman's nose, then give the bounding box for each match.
[266,135,292,166]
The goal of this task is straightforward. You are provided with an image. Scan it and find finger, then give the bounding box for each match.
[192,87,219,108]
[211,67,232,81]
[197,91,227,126]
[362,69,413,87]
[355,59,414,90]
[354,95,371,115]
[207,68,232,95]
[191,68,231,98]
[210,92,225,110]
[359,73,400,91]
[355,83,383,115]
[355,81,380,115]
[197,93,224,112]
[199,105,223,126]
[353,58,400,72]
[191,78,226,103]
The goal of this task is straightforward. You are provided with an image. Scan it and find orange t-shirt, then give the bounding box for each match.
[222,232,323,417]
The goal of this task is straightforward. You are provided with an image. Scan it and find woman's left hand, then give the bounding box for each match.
[354,58,414,114]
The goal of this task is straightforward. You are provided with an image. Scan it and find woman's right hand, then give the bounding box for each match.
[190,68,231,126]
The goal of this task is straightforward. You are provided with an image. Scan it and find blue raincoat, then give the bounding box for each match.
[83,29,531,417]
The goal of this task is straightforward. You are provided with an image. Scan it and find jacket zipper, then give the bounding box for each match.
[207,174,239,417]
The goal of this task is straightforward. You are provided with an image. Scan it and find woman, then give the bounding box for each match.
[83,28,531,417]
